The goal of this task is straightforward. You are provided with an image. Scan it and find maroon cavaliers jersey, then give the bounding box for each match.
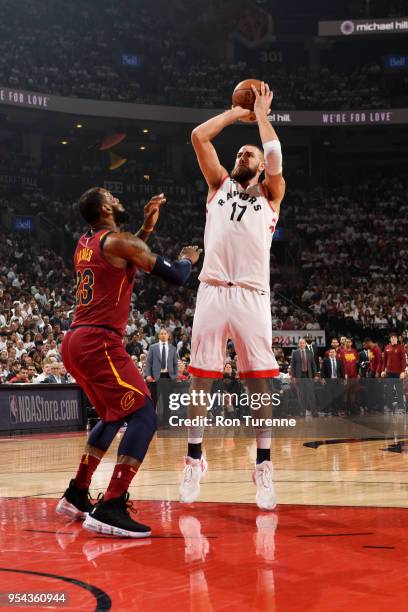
[72,229,136,336]
[383,343,406,374]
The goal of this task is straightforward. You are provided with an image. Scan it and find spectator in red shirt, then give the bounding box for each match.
[9,367,29,384]
[381,332,406,413]
[342,338,359,379]
[177,360,190,382]
[342,338,360,415]
[365,338,382,378]
[339,336,347,358]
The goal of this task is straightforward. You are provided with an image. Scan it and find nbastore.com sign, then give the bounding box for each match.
[319,17,408,37]
[0,386,85,432]
[9,395,79,424]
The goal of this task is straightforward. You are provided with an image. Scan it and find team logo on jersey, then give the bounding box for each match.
[121,390,136,411]
[9,395,18,424]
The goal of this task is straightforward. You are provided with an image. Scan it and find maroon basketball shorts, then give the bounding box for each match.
[62,326,150,422]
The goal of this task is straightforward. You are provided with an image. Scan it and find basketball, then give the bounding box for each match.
[232,78,262,111]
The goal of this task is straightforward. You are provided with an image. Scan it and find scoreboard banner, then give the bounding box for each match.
[0,385,86,433]
[319,17,408,37]
[1,86,408,126]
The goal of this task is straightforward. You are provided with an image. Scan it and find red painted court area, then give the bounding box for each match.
[0,499,407,611]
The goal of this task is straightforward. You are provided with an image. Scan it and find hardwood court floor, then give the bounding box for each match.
[0,421,408,611]
[1,420,408,507]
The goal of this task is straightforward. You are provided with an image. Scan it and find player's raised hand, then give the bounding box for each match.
[252,82,273,117]
[143,193,166,231]
[231,105,256,123]
[178,245,202,265]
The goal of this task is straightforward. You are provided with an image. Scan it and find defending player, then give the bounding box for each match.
[179,82,286,510]
[56,187,200,537]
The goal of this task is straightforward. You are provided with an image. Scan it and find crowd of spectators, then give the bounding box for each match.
[0,172,407,397]
[0,0,404,110]
[294,177,408,339]
[163,62,391,111]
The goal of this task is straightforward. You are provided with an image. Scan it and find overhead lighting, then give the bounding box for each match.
[142,129,149,133]
[143,174,150,181]
[76,123,83,128]
[140,145,146,150]
[61,140,68,145]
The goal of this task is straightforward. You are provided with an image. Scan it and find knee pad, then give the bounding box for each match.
[118,397,158,462]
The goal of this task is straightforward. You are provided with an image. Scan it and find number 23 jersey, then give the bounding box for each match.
[72,229,137,336]
[199,176,279,293]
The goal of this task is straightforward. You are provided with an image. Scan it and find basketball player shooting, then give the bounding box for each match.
[179,81,286,510]
[56,188,201,537]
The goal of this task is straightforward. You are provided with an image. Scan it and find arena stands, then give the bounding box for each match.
[1,170,408,394]
[0,0,406,110]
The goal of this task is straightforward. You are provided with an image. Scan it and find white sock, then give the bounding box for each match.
[256,428,272,450]
[187,426,204,446]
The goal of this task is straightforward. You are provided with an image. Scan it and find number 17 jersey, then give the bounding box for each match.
[71,229,137,336]
[199,176,279,293]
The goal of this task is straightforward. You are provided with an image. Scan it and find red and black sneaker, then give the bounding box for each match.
[83,492,151,538]
[56,479,94,520]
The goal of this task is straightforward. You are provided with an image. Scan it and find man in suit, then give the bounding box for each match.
[42,362,64,384]
[146,327,178,410]
[358,341,371,412]
[359,342,371,377]
[304,333,319,372]
[290,338,317,416]
[321,348,345,415]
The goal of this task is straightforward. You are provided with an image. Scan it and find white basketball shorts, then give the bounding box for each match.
[188,283,279,379]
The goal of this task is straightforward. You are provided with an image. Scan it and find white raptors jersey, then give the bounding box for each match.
[199,176,279,292]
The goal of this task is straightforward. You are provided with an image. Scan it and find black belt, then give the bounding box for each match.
[69,324,122,338]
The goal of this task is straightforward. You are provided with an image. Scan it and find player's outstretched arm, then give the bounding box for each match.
[104,233,201,285]
[252,82,286,212]
[135,193,166,243]
[191,107,250,193]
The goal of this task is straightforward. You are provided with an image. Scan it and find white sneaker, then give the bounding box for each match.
[252,461,277,510]
[179,456,208,503]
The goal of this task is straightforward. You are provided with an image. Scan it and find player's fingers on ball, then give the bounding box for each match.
[251,84,258,96]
